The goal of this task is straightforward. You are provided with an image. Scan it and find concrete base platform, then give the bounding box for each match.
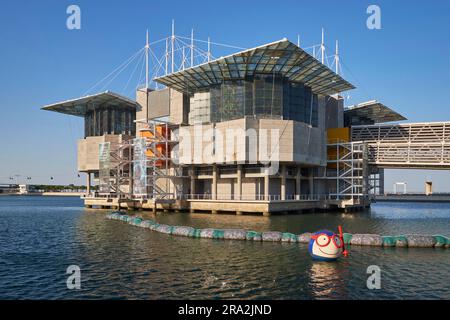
[84,197,370,216]
[84,197,188,211]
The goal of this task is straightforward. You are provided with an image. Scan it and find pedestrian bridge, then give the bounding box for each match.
[351,121,450,169]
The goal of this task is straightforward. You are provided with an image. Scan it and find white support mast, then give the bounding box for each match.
[191,29,194,67]
[145,29,149,89]
[182,47,185,70]
[171,19,175,73]
[165,38,169,75]
[207,37,211,62]
[335,40,339,75]
[297,34,300,47]
[321,28,325,64]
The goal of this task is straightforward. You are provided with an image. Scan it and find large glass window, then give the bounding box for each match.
[190,73,318,127]
[254,74,283,118]
[283,82,318,126]
[84,107,135,137]
[221,80,245,120]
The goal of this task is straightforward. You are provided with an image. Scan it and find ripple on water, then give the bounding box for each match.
[0,196,449,299]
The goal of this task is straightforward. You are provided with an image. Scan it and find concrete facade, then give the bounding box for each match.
[176,118,327,166]
[73,87,366,214]
[77,134,130,172]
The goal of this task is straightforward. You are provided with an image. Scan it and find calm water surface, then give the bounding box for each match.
[0,196,449,299]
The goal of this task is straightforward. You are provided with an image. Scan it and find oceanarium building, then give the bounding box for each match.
[43,38,409,215]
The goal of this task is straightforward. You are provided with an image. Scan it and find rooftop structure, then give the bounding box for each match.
[344,100,406,126]
[42,91,137,137]
[155,39,355,96]
[42,91,138,117]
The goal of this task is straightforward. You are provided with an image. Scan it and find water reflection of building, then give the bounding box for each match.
[309,262,348,299]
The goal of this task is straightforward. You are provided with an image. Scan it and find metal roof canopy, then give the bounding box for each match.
[154,38,355,96]
[345,100,407,124]
[41,91,138,117]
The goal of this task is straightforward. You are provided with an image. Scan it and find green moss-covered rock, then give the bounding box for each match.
[149,222,160,231]
[156,224,173,234]
[223,229,247,240]
[199,228,225,239]
[297,233,312,243]
[350,234,382,246]
[394,235,408,247]
[140,220,152,228]
[246,231,262,241]
[405,234,436,248]
[191,228,202,238]
[433,235,450,247]
[262,231,282,242]
[382,236,396,247]
[111,214,119,220]
[130,217,142,226]
[212,229,225,239]
[105,214,448,249]
[281,232,298,243]
[119,215,129,222]
[172,226,195,237]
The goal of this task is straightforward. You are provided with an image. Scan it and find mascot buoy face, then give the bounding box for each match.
[309,230,343,261]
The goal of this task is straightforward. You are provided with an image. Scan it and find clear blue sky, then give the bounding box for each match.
[1,0,450,191]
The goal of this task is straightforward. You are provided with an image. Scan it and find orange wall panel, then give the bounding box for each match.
[327,127,350,144]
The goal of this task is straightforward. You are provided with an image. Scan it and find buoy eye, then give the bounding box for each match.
[316,234,330,246]
[333,235,342,248]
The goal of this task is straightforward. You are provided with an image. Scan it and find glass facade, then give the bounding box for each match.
[283,82,318,126]
[189,91,211,124]
[84,107,136,137]
[191,73,318,127]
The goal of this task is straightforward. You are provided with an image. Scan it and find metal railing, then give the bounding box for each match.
[351,122,450,168]
[84,192,338,202]
[184,194,328,201]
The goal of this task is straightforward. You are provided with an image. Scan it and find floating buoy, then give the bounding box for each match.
[105,213,449,249]
[308,228,345,261]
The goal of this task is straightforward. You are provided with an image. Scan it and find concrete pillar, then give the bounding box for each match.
[212,165,217,200]
[86,172,91,196]
[264,167,269,201]
[379,168,385,195]
[309,169,314,197]
[189,167,196,198]
[296,167,301,200]
[281,164,286,200]
[237,165,242,200]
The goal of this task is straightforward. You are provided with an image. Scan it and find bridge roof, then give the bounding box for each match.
[154,39,355,96]
[344,100,406,125]
[41,91,138,117]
